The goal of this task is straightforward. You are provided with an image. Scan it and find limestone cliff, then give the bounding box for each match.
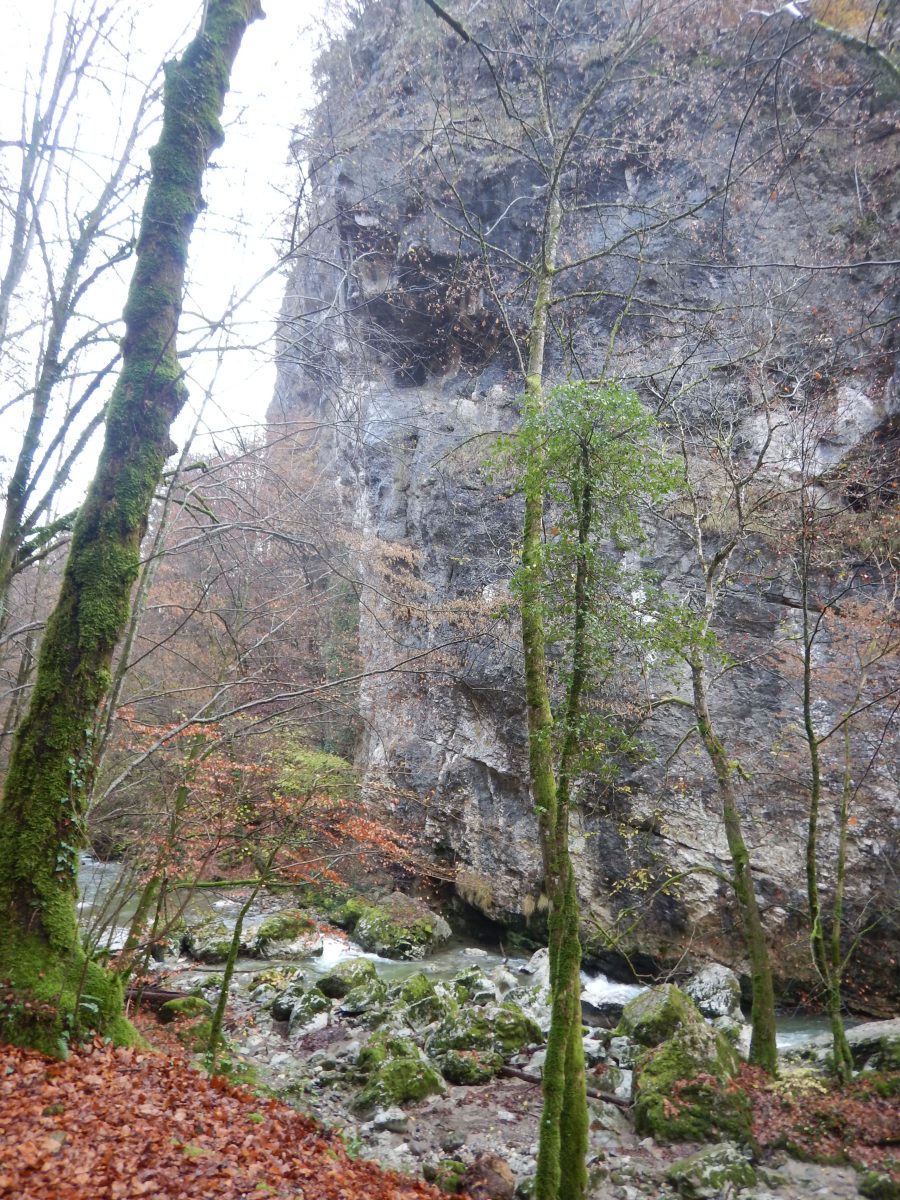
[270,0,899,1010]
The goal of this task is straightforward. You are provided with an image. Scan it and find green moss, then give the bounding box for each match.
[315,957,377,998]
[0,933,137,1057]
[252,910,319,957]
[449,967,495,1005]
[350,893,451,960]
[429,1000,540,1060]
[424,1159,468,1193]
[634,1022,750,1144]
[182,916,233,964]
[665,1144,756,1197]
[859,1170,900,1199]
[438,1048,503,1084]
[0,0,261,1058]
[357,1031,419,1070]
[493,1001,542,1055]
[270,972,308,1020]
[616,984,704,1048]
[429,1006,494,1055]
[397,972,436,1005]
[176,1017,215,1053]
[354,1055,444,1112]
[158,996,213,1024]
[339,978,388,1017]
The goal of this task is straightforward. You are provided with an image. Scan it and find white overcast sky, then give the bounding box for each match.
[1,0,333,496]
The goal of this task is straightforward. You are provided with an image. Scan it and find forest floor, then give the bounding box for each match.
[0,1017,447,1200]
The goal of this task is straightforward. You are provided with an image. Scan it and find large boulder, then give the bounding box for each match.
[616,984,705,1047]
[438,1048,503,1085]
[389,972,458,1028]
[665,1143,756,1198]
[315,957,378,999]
[634,1021,750,1144]
[181,915,234,964]
[270,970,309,1020]
[249,910,324,959]
[353,1031,444,1112]
[683,965,743,1020]
[428,1000,541,1060]
[351,892,451,960]
[287,988,332,1036]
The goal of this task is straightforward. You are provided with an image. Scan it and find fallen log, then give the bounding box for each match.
[125,984,193,1011]
[499,1064,633,1109]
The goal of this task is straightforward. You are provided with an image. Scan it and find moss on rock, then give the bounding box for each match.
[338,977,388,1017]
[859,1170,900,1199]
[157,996,212,1024]
[270,971,308,1020]
[315,957,378,999]
[429,999,540,1060]
[616,984,705,1048]
[355,1055,445,1111]
[439,1048,503,1084]
[181,916,234,965]
[634,1021,750,1144]
[287,988,331,1034]
[665,1143,756,1197]
[354,1030,444,1112]
[251,910,321,959]
[352,892,451,960]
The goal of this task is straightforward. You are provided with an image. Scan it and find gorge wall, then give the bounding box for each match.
[269,0,899,1010]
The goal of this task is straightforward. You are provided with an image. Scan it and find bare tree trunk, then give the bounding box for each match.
[0,0,263,1056]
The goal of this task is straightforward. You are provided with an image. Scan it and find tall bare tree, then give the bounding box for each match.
[0,0,263,1055]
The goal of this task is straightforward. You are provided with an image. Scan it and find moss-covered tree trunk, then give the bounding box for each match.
[519,179,588,1200]
[689,654,778,1074]
[0,0,263,1056]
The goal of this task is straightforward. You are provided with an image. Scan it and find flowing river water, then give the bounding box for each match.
[77,855,838,1049]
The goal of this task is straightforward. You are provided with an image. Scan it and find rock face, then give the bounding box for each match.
[272,0,900,1005]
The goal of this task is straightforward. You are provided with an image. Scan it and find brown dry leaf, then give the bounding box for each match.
[0,1039,451,1200]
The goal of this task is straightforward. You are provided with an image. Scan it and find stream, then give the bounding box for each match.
[77,855,843,1050]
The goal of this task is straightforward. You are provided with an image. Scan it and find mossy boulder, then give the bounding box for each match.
[438,1048,503,1084]
[175,1017,215,1053]
[634,1021,750,1144]
[429,1000,541,1060]
[250,910,323,959]
[287,988,332,1035]
[617,984,705,1048]
[358,1031,420,1069]
[449,967,496,1006]
[424,1159,468,1193]
[270,970,309,1020]
[338,977,388,1017]
[390,973,458,1027]
[492,1001,542,1055]
[665,1143,756,1197]
[157,995,213,1024]
[315,957,378,999]
[355,1055,445,1111]
[352,892,452,960]
[181,916,235,965]
[354,1030,444,1112]
[248,967,295,1004]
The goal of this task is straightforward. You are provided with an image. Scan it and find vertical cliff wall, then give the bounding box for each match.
[270,0,899,1007]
